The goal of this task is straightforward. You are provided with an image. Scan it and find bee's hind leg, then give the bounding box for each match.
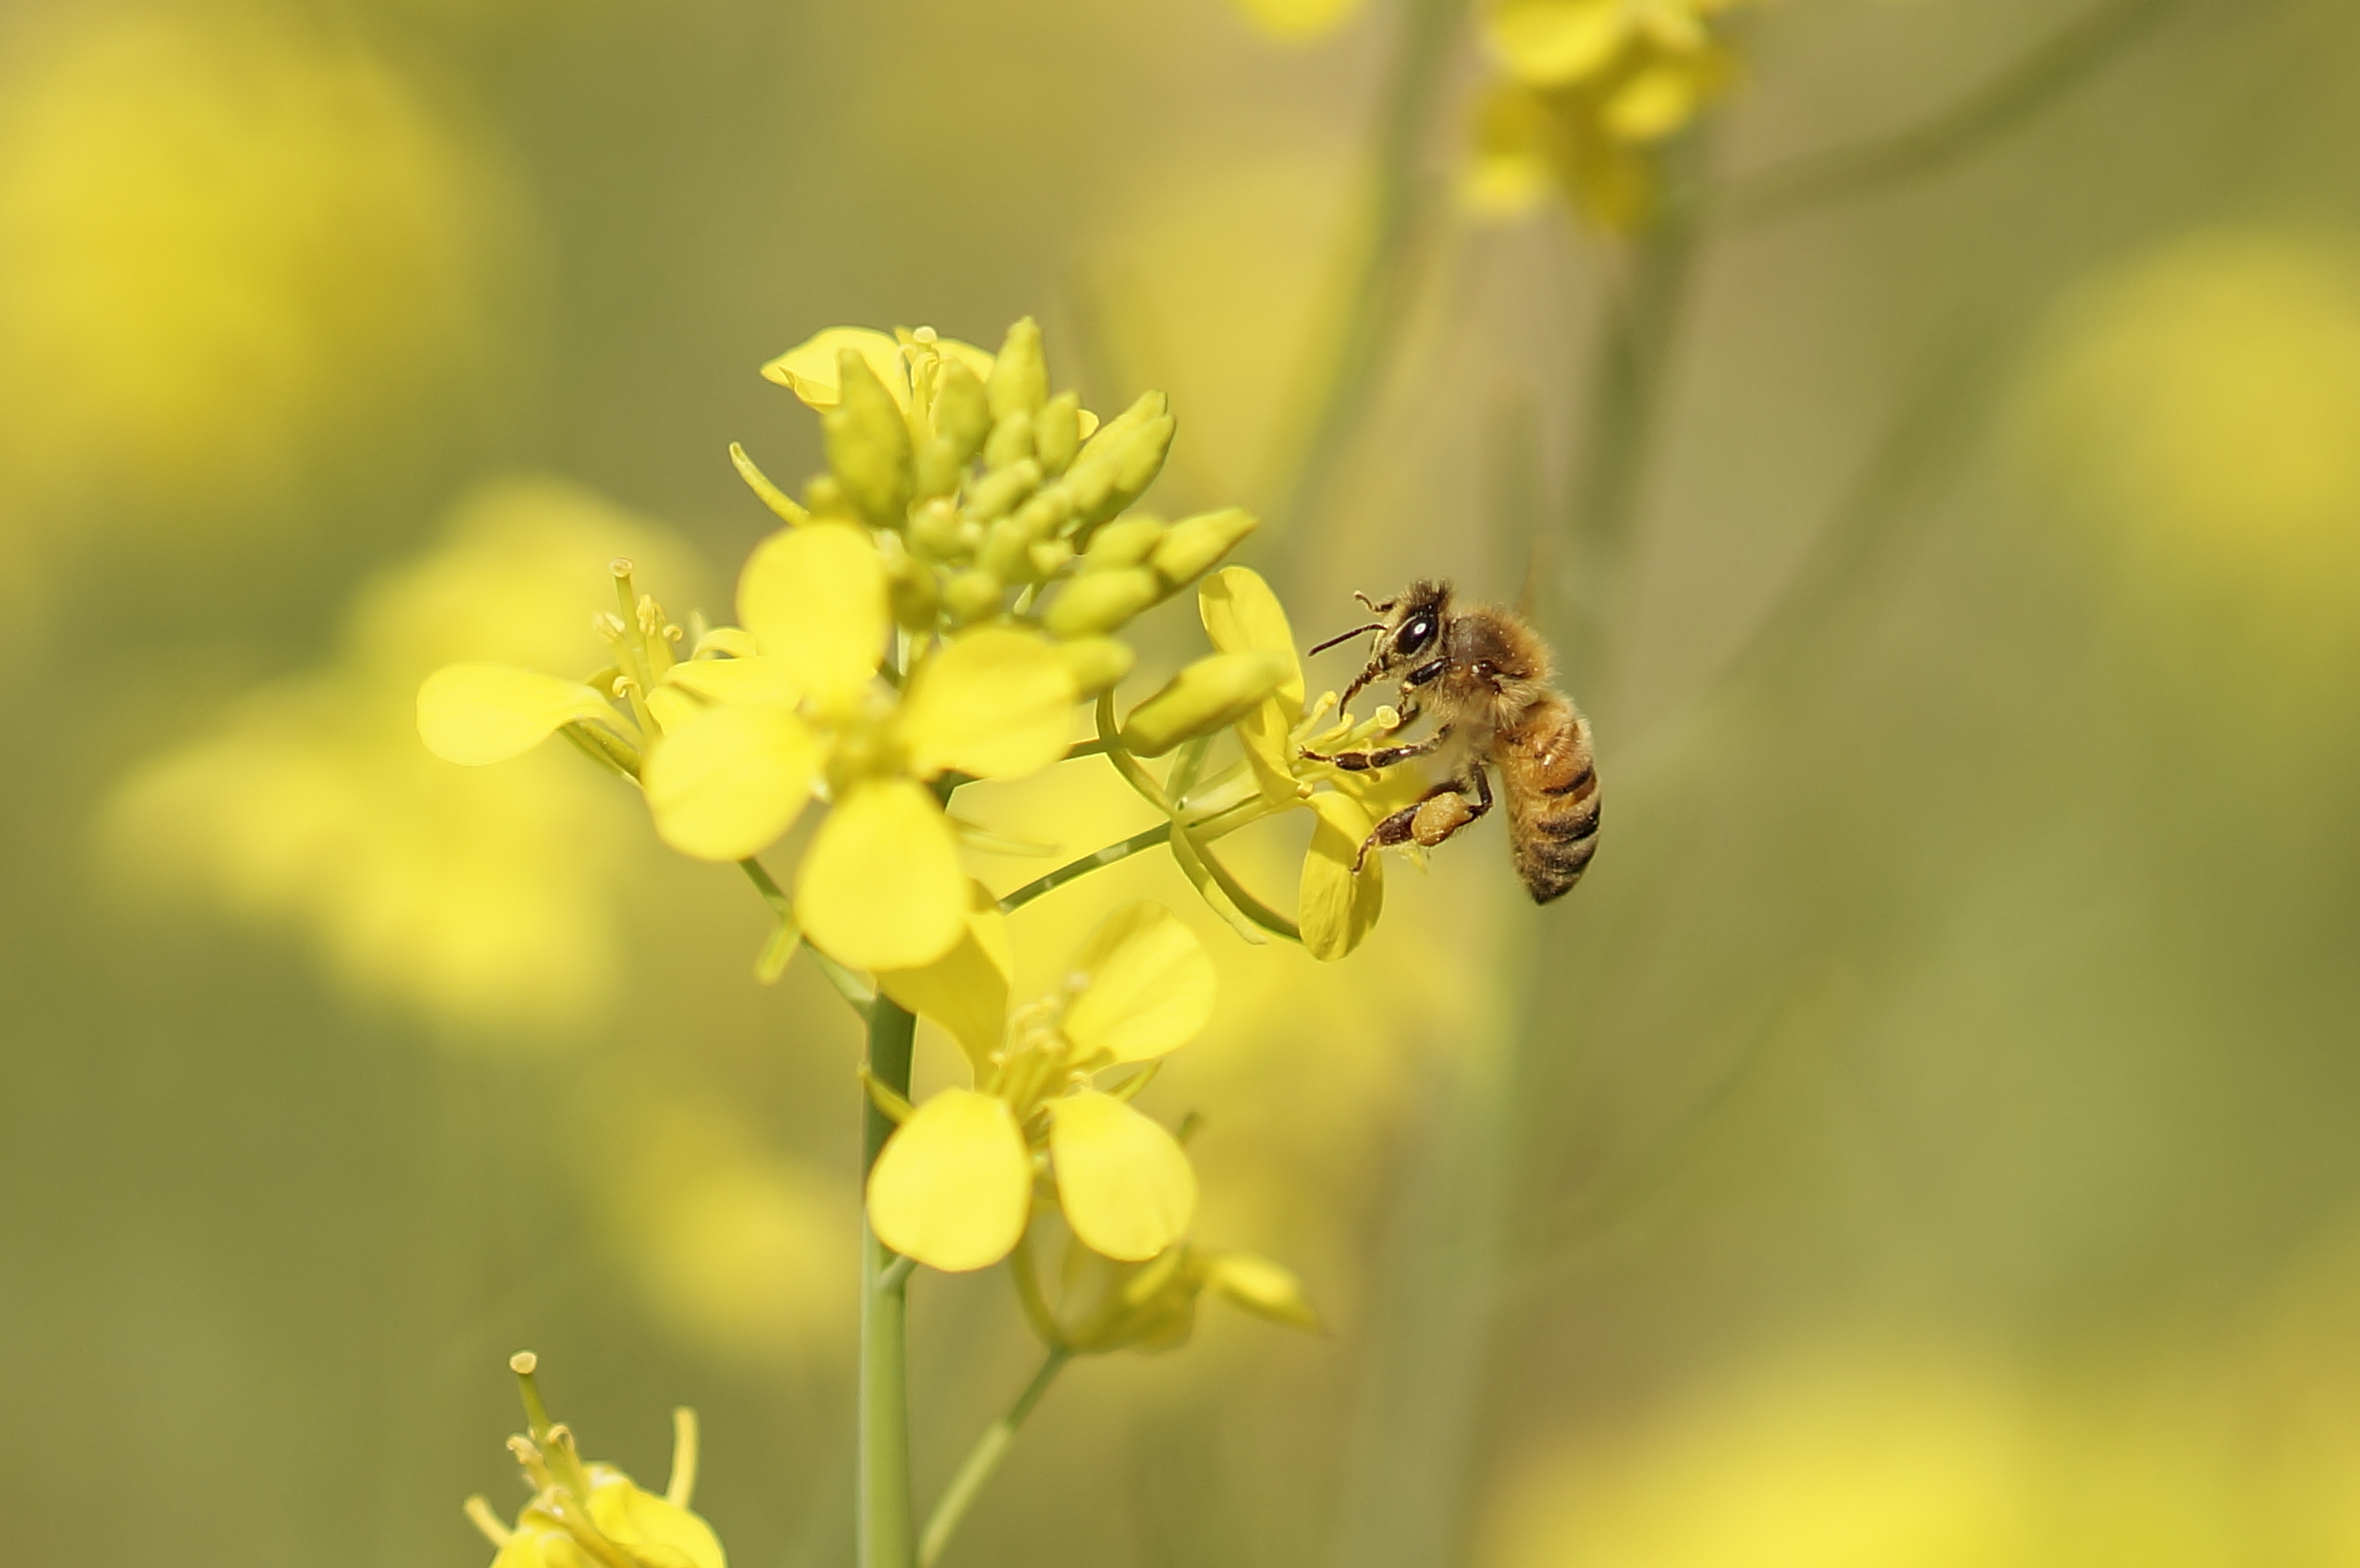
[1352,767,1494,872]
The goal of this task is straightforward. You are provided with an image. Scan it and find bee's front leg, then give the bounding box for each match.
[1303,723,1452,773]
[1352,767,1494,871]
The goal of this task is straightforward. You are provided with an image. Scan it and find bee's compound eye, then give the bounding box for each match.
[1397,612,1438,657]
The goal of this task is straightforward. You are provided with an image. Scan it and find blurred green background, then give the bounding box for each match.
[7,0,2360,1565]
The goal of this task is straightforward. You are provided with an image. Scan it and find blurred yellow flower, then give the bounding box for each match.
[1225,0,1368,45]
[0,9,503,537]
[1470,0,1746,230]
[2016,229,2360,628]
[581,1073,858,1366]
[1483,1348,2043,1568]
[867,903,1215,1273]
[103,477,699,1037]
[468,1354,725,1568]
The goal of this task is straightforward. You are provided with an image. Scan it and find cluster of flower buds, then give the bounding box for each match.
[752,321,1259,696]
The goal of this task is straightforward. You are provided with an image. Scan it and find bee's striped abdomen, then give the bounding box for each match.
[1502,698,1599,904]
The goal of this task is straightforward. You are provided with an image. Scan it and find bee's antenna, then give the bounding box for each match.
[1308,621,1384,657]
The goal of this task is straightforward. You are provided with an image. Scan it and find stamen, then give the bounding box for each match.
[510,1351,553,1439]
[592,612,626,642]
[463,1495,514,1548]
[666,1408,701,1509]
[911,325,938,344]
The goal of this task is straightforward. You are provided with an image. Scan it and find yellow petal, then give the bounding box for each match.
[1206,1252,1323,1332]
[643,704,820,862]
[660,654,803,708]
[1061,903,1217,1063]
[1048,1091,1196,1262]
[1487,0,1627,86]
[416,663,613,766]
[867,1088,1031,1272]
[760,326,907,409]
[587,1476,727,1568]
[876,882,1011,1078]
[897,628,1077,780]
[1198,567,1304,710]
[1300,792,1385,961]
[738,524,888,705]
[797,781,967,969]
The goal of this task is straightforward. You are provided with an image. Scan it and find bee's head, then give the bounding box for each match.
[1312,580,1451,709]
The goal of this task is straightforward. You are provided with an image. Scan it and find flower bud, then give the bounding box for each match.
[886,554,939,632]
[1034,392,1083,474]
[803,474,855,519]
[1067,392,1174,527]
[1028,538,1075,578]
[987,316,1048,419]
[1118,650,1293,757]
[1151,507,1259,586]
[934,360,992,459]
[980,514,1041,581]
[1084,516,1166,572]
[983,410,1033,471]
[967,458,1041,523]
[909,499,967,562]
[1044,567,1160,638]
[944,568,1003,625]
[1052,636,1136,697]
[823,350,913,528]
[914,434,964,500]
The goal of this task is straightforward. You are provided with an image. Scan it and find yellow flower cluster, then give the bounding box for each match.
[418,319,1263,973]
[870,903,1318,1349]
[468,1354,725,1568]
[1468,0,1749,230]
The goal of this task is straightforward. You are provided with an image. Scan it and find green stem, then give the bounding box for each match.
[738,858,873,1007]
[1718,0,2182,228]
[996,823,1172,915]
[860,997,918,1568]
[915,1349,1072,1568]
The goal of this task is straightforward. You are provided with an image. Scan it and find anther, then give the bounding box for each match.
[592,612,626,642]
[510,1351,538,1375]
[912,325,938,344]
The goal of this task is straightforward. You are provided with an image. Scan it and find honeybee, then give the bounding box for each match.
[1302,580,1599,903]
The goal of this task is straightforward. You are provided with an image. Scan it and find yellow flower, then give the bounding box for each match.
[1471,0,1746,230]
[102,478,691,1036]
[865,903,1216,1273]
[421,318,1269,975]
[1085,567,1424,961]
[419,529,1078,971]
[467,1354,726,1568]
[1043,1238,1325,1355]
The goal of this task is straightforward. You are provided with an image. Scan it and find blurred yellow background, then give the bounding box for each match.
[7,0,2360,1565]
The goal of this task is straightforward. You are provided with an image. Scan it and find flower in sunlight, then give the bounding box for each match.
[1087,566,1426,962]
[420,525,1079,971]
[580,1073,858,1366]
[1041,1236,1324,1356]
[1224,0,1367,45]
[102,477,699,1038]
[421,318,1268,975]
[0,9,503,539]
[466,1353,726,1568]
[865,903,1216,1273]
[1469,0,1749,230]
